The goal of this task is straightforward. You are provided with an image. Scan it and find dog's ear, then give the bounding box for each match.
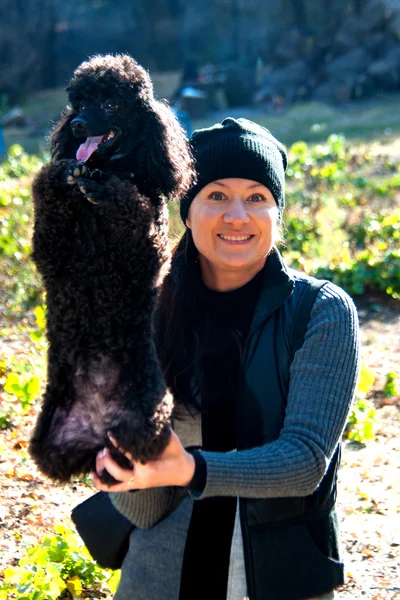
[139,101,194,201]
[50,109,78,161]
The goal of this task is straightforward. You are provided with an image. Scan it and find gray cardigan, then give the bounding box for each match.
[110,279,359,600]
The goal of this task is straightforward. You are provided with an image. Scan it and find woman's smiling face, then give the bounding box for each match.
[186,178,279,290]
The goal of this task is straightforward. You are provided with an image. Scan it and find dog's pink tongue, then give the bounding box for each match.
[76,136,103,162]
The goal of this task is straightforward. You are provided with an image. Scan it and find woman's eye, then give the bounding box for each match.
[249,193,266,202]
[209,192,225,201]
[104,101,119,111]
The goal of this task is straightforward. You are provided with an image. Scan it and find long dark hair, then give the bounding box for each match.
[154,228,248,412]
[154,229,203,409]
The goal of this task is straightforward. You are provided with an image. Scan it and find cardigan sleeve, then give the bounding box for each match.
[110,486,188,529]
[188,281,360,500]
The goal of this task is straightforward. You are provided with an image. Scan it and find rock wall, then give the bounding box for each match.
[257,0,400,104]
[1,0,399,103]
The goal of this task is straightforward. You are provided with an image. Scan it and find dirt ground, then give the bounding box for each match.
[336,293,400,599]
[0,293,399,599]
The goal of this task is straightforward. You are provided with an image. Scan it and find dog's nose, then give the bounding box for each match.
[71,117,88,137]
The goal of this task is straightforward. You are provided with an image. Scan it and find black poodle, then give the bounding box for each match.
[29,54,194,483]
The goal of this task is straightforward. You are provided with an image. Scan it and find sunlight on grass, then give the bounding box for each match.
[192,94,400,146]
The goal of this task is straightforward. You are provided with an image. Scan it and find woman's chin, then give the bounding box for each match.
[215,253,263,271]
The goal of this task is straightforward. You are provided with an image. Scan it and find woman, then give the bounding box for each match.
[92,118,360,600]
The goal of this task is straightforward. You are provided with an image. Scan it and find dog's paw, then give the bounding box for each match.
[65,162,89,184]
[65,163,107,204]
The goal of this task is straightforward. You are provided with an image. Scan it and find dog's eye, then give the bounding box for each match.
[104,101,119,111]
[78,103,86,112]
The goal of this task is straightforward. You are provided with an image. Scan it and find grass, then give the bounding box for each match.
[3,85,400,154]
[194,94,400,146]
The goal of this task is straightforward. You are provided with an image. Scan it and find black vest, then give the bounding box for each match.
[236,251,344,600]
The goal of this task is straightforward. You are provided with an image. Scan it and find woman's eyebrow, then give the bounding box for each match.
[210,181,227,188]
[209,181,264,189]
[247,183,264,189]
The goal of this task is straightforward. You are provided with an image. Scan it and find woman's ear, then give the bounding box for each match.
[185,216,191,229]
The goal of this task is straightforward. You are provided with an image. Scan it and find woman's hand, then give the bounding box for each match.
[91,429,196,493]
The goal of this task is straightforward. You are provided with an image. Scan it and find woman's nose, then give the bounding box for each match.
[223,198,250,223]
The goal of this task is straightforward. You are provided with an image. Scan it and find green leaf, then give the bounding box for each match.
[363,420,374,440]
[30,330,43,342]
[48,545,67,562]
[383,371,398,398]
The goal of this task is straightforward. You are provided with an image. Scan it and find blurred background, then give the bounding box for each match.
[1,0,400,150]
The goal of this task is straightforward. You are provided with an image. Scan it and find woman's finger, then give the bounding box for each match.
[91,470,137,493]
[107,431,134,463]
[99,448,136,483]
[95,448,107,476]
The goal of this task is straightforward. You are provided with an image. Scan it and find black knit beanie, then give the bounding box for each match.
[180,117,287,225]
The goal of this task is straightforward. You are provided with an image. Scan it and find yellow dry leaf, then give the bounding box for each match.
[357,363,376,394]
[3,566,22,583]
[67,576,83,596]
[107,570,121,593]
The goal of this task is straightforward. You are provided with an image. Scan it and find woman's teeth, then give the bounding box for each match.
[218,234,253,241]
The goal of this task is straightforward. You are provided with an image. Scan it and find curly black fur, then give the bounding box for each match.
[29,54,194,484]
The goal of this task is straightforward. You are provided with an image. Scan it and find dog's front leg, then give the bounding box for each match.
[32,159,91,277]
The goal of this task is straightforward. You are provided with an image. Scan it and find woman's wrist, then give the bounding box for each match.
[179,450,196,487]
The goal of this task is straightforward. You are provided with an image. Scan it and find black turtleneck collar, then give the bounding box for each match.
[200,264,264,337]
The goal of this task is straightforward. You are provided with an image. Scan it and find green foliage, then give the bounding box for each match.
[0,333,46,428]
[0,145,45,180]
[345,397,376,443]
[29,305,47,346]
[0,524,120,599]
[344,363,376,443]
[4,371,40,411]
[282,136,400,299]
[314,249,400,299]
[0,145,45,313]
[0,412,12,430]
[383,371,398,398]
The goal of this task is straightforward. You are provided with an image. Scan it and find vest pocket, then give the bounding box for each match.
[248,514,344,600]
